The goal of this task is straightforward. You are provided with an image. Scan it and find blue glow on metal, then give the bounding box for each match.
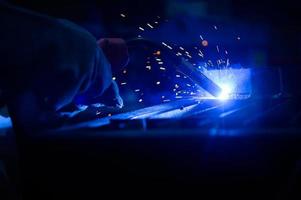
[0,115,12,129]
[201,67,252,100]
[218,83,233,100]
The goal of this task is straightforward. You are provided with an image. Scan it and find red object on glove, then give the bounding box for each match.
[98,38,129,74]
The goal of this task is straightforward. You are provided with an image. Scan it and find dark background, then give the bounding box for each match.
[6,0,301,68]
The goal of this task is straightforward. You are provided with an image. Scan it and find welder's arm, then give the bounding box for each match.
[0,3,121,130]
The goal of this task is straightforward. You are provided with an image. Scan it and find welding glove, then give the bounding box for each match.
[0,3,126,130]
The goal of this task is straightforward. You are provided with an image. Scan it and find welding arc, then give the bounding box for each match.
[126,38,222,97]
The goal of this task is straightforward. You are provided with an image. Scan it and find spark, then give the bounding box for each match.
[139,27,145,31]
[159,67,166,71]
[217,59,226,66]
[179,47,185,51]
[147,23,154,29]
[163,99,171,102]
[154,50,161,56]
[200,35,204,40]
[175,74,181,78]
[108,113,112,117]
[226,59,230,67]
[162,42,173,49]
[120,13,126,18]
[202,40,208,47]
[154,21,158,24]
[225,50,228,55]
[175,84,179,88]
[216,45,220,53]
[146,65,152,70]
[156,58,161,61]
[208,60,214,66]
[198,50,204,57]
[134,89,140,92]
[237,36,241,40]
[156,81,161,85]
[139,99,143,103]
[158,62,164,65]
[121,82,127,85]
[123,70,127,74]
[214,25,218,30]
[112,77,116,81]
[162,42,168,46]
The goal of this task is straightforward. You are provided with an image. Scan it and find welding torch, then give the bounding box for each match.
[126,38,223,97]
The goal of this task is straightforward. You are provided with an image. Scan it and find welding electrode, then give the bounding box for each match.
[177,58,222,97]
[126,38,223,97]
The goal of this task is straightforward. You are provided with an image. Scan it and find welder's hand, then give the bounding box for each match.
[95,80,124,108]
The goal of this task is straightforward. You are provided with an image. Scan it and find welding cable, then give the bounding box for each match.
[126,37,222,97]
